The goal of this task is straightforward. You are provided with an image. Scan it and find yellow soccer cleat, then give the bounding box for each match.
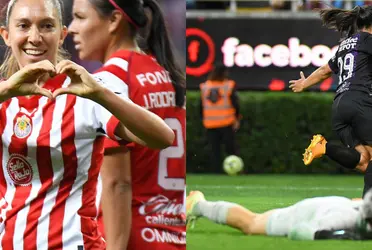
[303,134,327,166]
[186,190,206,229]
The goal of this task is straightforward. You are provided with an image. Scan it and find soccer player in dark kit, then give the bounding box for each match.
[289,5,372,198]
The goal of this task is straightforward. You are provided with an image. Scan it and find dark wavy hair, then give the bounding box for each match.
[320,5,372,39]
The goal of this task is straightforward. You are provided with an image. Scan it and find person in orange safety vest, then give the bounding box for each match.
[199,64,241,173]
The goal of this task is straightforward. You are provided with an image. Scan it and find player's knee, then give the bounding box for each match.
[238,215,257,235]
[361,151,370,163]
[240,223,253,235]
[103,178,132,194]
[357,151,370,172]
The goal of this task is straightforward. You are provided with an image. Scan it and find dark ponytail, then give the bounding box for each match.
[320,6,372,39]
[90,0,185,107]
[140,0,186,107]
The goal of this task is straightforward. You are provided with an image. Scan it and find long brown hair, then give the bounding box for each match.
[0,0,69,79]
[320,5,372,40]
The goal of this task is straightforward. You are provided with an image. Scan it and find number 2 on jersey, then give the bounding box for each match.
[337,53,355,84]
[158,118,185,191]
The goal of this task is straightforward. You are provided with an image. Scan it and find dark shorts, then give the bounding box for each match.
[332,90,372,148]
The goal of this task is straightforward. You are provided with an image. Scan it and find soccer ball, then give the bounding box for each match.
[223,155,244,176]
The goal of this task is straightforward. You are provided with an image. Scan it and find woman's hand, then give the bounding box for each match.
[289,71,306,93]
[1,60,55,99]
[53,60,104,100]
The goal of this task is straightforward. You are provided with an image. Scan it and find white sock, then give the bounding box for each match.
[194,201,236,224]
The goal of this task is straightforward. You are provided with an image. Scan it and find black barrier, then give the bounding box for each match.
[186,17,340,91]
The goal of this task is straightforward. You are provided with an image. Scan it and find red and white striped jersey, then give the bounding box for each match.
[0,74,127,250]
[95,50,186,247]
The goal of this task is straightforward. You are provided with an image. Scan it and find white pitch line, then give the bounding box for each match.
[191,185,362,191]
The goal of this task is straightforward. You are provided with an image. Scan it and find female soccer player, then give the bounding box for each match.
[0,0,174,249]
[186,190,372,240]
[68,0,186,249]
[290,6,372,197]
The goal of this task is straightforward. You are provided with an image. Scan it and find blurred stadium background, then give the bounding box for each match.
[186,1,372,249]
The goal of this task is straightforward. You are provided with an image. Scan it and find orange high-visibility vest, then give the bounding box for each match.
[200,80,236,129]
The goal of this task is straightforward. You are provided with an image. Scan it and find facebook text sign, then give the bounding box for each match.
[186,18,339,91]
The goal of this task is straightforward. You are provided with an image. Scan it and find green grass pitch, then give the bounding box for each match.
[186,174,372,250]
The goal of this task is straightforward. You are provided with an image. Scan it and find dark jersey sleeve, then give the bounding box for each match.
[328,53,339,74]
[357,34,372,55]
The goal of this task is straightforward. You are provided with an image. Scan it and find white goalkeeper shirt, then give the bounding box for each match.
[266,196,366,240]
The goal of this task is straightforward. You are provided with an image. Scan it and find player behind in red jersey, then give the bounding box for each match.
[68,0,186,249]
[0,0,175,249]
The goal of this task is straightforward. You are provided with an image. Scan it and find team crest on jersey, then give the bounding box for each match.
[6,154,33,186]
[14,115,32,139]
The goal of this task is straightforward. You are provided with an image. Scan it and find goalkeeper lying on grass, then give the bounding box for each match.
[186,189,372,240]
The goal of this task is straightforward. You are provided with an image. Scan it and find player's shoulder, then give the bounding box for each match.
[322,195,351,200]
[93,51,133,84]
[322,196,356,206]
[105,50,157,67]
[356,31,372,45]
[308,195,351,203]
[96,50,161,75]
[131,52,164,71]
[359,31,372,39]
[97,50,131,75]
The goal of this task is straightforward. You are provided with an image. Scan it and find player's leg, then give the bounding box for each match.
[206,128,222,173]
[331,99,370,172]
[225,205,276,235]
[223,125,237,156]
[303,91,369,171]
[186,191,275,235]
[186,190,233,229]
[354,145,370,172]
[362,159,372,197]
[332,91,372,172]
[302,133,368,170]
[352,93,372,196]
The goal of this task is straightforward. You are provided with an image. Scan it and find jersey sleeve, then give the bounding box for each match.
[103,138,135,151]
[92,58,133,143]
[94,57,138,149]
[92,70,130,101]
[328,53,339,74]
[93,102,121,141]
[358,34,372,55]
